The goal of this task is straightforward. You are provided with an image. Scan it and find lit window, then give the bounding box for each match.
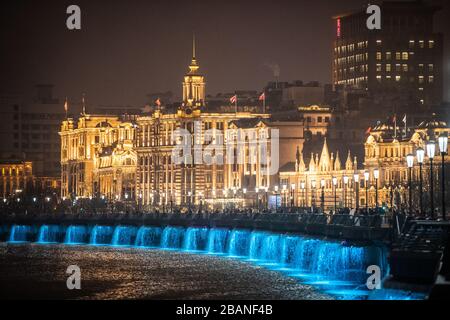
[419,40,424,48]
[409,40,415,48]
[376,52,382,60]
[396,64,401,72]
[386,76,392,80]
[418,76,424,84]
[376,75,382,82]
[395,76,401,82]
[419,88,424,91]
[429,76,434,83]
[395,52,401,60]
[386,64,391,72]
[402,52,409,60]
[429,64,434,72]
[376,40,382,46]
[386,52,391,60]
[420,99,424,104]
[376,64,382,72]
[429,40,435,48]
[402,64,408,72]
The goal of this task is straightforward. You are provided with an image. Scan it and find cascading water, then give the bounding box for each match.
[64,225,88,244]
[206,228,229,254]
[8,225,35,242]
[0,222,413,300]
[37,225,62,243]
[135,226,163,247]
[183,227,209,251]
[90,225,115,245]
[161,226,185,249]
[227,229,251,257]
[111,226,138,246]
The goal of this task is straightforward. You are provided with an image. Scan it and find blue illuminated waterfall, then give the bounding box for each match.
[37,225,63,243]
[135,226,163,247]
[111,226,137,246]
[64,225,89,244]
[90,225,115,245]
[3,223,395,299]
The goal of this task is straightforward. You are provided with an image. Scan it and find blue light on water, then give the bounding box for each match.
[3,223,421,300]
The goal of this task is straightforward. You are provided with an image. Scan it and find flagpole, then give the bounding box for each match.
[404,115,407,138]
[263,95,266,114]
[235,95,237,114]
[394,115,397,139]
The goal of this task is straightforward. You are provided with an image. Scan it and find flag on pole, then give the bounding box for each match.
[82,93,86,115]
[155,98,161,107]
[259,92,266,113]
[64,97,68,118]
[365,127,372,135]
[393,114,397,138]
[230,95,237,104]
[402,114,407,137]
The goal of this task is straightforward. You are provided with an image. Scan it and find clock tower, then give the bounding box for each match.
[182,35,205,109]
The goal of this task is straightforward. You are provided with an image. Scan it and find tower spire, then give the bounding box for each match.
[193,33,196,60]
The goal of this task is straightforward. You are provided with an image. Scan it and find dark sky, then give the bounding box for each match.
[1,0,449,106]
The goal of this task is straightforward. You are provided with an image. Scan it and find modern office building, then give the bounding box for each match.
[333,1,443,107]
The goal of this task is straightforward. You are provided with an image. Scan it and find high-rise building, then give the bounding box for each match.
[333,1,443,107]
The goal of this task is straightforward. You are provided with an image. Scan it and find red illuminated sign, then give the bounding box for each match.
[337,18,341,38]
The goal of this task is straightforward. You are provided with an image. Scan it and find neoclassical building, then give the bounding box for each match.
[135,44,274,209]
[364,118,449,212]
[59,114,137,200]
[280,117,449,212]
[279,138,364,211]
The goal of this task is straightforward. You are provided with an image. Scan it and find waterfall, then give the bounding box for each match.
[161,226,185,249]
[0,222,397,300]
[9,225,35,242]
[37,225,62,243]
[227,229,251,257]
[64,225,88,244]
[90,225,115,245]
[135,226,163,247]
[248,231,267,260]
[206,228,229,254]
[183,227,209,251]
[111,226,138,246]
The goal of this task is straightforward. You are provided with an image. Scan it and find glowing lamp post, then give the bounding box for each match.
[343,176,349,208]
[354,174,360,210]
[427,141,436,218]
[406,154,415,215]
[290,184,295,208]
[320,179,325,211]
[373,169,379,210]
[300,182,306,207]
[332,177,338,213]
[311,180,316,209]
[416,148,425,215]
[438,133,448,220]
[364,171,370,211]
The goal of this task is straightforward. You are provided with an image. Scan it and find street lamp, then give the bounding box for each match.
[343,176,349,208]
[416,148,425,216]
[427,141,436,218]
[320,179,325,211]
[300,182,305,207]
[438,133,448,220]
[354,174,360,210]
[332,177,338,213]
[406,153,414,215]
[290,184,295,208]
[373,169,379,210]
[311,180,316,209]
[364,171,370,211]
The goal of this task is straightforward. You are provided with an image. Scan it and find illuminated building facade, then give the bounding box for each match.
[279,138,364,210]
[0,160,33,199]
[333,1,443,107]
[364,118,450,211]
[59,114,137,200]
[135,44,274,209]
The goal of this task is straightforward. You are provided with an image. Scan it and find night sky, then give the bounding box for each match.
[1,0,449,106]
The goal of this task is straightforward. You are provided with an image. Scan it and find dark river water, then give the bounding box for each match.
[0,243,331,300]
